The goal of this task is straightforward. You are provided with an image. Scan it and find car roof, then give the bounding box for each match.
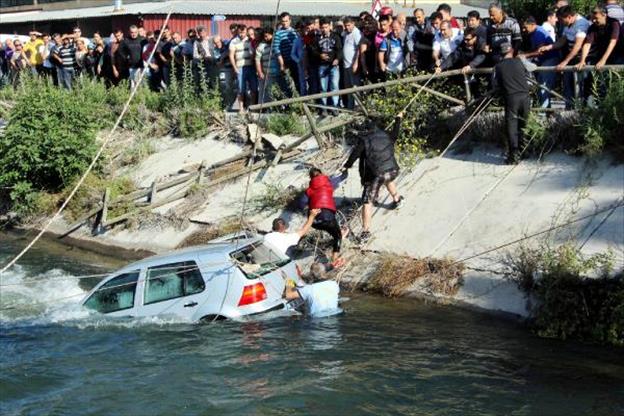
[119,237,261,272]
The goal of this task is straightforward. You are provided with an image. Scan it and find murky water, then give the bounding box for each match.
[1,232,623,415]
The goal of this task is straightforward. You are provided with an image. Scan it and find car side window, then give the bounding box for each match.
[144,260,205,305]
[84,271,140,314]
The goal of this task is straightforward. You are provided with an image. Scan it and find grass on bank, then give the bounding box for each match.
[504,242,622,346]
[365,254,465,298]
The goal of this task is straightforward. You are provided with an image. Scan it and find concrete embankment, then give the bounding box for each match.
[347,145,624,317]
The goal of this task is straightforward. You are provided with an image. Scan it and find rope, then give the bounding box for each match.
[384,72,439,131]
[0,6,175,276]
[428,111,547,257]
[578,196,624,250]
[450,198,624,267]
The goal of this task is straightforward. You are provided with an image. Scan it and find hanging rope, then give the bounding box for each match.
[0,6,175,276]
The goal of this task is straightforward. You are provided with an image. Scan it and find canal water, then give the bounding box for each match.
[1,233,623,415]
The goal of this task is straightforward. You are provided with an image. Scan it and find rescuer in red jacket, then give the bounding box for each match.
[306,167,345,268]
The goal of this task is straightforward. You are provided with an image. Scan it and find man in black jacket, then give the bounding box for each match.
[310,18,343,109]
[436,27,485,73]
[120,25,145,88]
[493,42,530,165]
[340,113,405,243]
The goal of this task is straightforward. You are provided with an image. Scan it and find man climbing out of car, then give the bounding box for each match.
[305,167,347,268]
[340,111,405,244]
[264,208,320,258]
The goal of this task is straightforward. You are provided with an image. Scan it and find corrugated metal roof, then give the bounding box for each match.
[0,1,486,24]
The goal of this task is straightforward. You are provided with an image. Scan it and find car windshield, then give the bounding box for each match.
[230,241,290,279]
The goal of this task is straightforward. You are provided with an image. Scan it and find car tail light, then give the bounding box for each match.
[238,282,267,306]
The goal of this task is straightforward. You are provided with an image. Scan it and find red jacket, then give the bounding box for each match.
[306,175,336,212]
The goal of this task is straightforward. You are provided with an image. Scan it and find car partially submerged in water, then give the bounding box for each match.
[81,237,300,322]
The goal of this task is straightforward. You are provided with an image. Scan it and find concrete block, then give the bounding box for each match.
[262,133,284,150]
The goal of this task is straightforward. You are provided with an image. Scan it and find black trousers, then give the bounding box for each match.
[312,208,342,253]
[504,93,530,151]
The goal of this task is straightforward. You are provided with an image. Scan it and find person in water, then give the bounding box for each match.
[283,262,340,316]
[305,167,347,268]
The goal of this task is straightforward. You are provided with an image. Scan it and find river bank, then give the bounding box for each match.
[6,128,623,325]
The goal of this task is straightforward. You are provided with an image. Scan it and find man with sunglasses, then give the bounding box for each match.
[435,27,485,74]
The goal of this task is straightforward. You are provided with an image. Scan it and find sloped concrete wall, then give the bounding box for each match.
[360,145,624,316]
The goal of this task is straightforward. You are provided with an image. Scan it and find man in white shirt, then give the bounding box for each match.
[539,5,590,107]
[542,10,558,42]
[433,20,462,68]
[264,209,320,257]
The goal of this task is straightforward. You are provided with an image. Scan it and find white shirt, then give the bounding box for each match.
[264,232,300,257]
[541,22,556,42]
[297,280,340,317]
[433,28,462,60]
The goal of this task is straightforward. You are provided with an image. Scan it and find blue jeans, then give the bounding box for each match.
[536,57,559,108]
[58,67,75,90]
[318,65,339,107]
[236,65,258,96]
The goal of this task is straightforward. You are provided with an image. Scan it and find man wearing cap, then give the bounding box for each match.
[264,209,320,258]
[23,31,44,73]
[493,42,530,165]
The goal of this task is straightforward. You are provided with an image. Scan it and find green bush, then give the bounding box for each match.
[364,71,462,167]
[578,72,624,158]
[505,0,595,21]
[265,113,306,136]
[0,76,104,212]
[505,242,622,346]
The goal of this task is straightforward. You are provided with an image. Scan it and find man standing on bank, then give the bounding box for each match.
[340,112,405,244]
[492,42,530,165]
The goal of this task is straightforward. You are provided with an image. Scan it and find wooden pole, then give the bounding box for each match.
[100,188,110,229]
[302,103,325,149]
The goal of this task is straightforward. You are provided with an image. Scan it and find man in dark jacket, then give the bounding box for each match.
[305,168,345,267]
[341,113,405,244]
[310,18,343,108]
[493,43,530,165]
[120,25,145,88]
[408,8,437,71]
[436,27,485,72]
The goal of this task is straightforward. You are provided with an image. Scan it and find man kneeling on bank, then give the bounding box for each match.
[283,263,341,317]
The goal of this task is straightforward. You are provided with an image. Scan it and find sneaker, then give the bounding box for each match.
[331,257,346,269]
[372,199,381,207]
[358,231,372,245]
[390,196,404,210]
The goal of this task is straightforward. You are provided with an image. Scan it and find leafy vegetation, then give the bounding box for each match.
[363,71,463,168]
[504,242,622,346]
[265,113,306,136]
[505,0,595,21]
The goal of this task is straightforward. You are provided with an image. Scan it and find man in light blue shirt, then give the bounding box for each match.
[342,17,362,109]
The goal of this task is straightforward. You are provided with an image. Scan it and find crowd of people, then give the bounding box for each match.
[0,1,623,111]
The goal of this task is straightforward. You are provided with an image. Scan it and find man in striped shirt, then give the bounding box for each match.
[273,12,300,97]
[229,24,257,112]
[53,34,76,90]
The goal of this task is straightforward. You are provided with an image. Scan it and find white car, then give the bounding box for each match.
[81,237,301,322]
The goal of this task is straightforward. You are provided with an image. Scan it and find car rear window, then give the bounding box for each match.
[230,241,291,279]
[84,271,140,314]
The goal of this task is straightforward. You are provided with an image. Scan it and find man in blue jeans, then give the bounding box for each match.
[310,18,343,111]
[521,16,560,108]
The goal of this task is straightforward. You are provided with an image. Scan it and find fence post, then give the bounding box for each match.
[302,103,325,149]
[197,160,206,184]
[463,74,472,103]
[148,177,159,204]
[573,72,580,102]
[354,92,369,117]
[101,188,110,229]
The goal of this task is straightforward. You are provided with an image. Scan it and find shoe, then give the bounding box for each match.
[390,196,404,210]
[358,231,372,245]
[372,199,381,207]
[331,257,346,269]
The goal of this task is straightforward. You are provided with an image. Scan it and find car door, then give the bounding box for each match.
[138,258,209,321]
